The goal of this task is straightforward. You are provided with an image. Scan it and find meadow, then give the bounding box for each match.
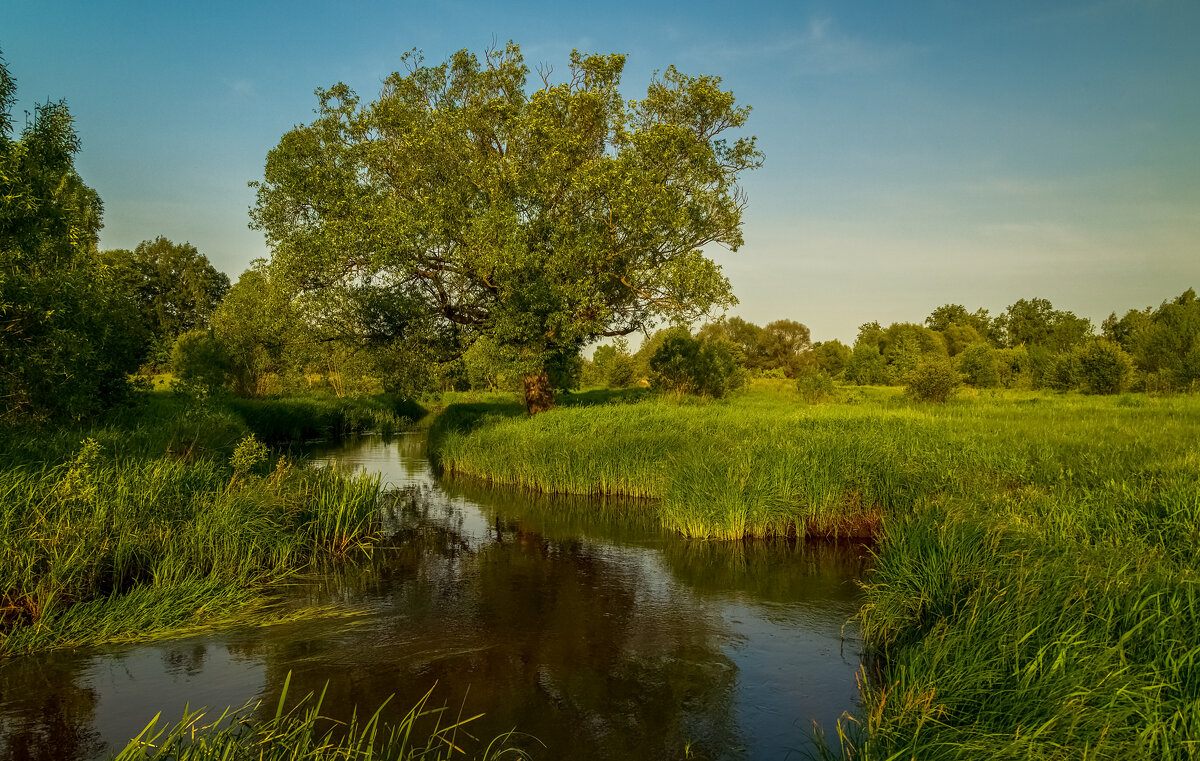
[0,392,419,656]
[432,383,1200,759]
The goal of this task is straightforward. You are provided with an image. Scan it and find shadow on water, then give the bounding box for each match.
[0,431,866,761]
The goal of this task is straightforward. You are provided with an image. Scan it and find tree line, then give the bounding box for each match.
[4,43,1196,424]
[580,292,1200,398]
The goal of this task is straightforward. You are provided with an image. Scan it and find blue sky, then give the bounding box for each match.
[5,0,1198,342]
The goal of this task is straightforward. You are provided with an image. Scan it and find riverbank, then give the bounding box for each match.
[0,392,422,656]
[430,385,1200,758]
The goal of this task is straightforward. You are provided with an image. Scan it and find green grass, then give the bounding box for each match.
[0,391,407,655]
[430,385,1200,759]
[111,673,531,760]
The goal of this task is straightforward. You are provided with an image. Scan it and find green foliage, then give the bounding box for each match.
[209,263,297,396]
[925,303,1002,344]
[1047,347,1082,391]
[591,338,639,388]
[0,52,144,421]
[993,347,1031,389]
[649,329,745,398]
[1105,289,1200,390]
[1001,297,1092,352]
[812,339,851,377]
[844,342,889,385]
[99,237,230,354]
[230,432,269,476]
[955,343,1000,388]
[905,357,960,402]
[1075,338,1135,394]
[795,368,835,402]
[171,330,230,395]
[250,42,761,412]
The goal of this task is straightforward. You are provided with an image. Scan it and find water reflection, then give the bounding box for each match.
[0,432,864,761]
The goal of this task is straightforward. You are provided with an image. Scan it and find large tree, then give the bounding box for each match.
[251,42,761,413]
[0,52,144,420]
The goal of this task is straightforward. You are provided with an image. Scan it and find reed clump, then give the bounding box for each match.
[0,393,393,656]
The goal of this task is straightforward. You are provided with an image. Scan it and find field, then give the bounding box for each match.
[432,383,1200,759]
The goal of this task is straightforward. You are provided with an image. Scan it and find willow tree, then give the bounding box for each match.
[251,42,761,413]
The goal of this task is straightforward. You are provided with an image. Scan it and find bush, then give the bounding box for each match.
[905,357,960,402]
[1046,350,1082,391]
[956,344,1000,388]
[795,369,835,403]
[844,344,889,385]
[650,331,746,398]
[1076,339,1134,394]
[172,330,230,395]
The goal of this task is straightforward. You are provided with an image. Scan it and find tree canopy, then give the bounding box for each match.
[101,237,230,356]
[0,52,144,420]
[251,42,761,413]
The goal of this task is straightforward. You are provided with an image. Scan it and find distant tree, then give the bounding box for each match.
[171,330,230,395]
[101,237,230,362]
[209,263,298,396]
[591,338,637,388]
[844,343,888,386]
[926,304,1001,345]
[250,43,761,414]
[956,344,999,388]
[812,340,851,378]
[941,323,986,357]
[879,323,947,383]
[649,329,745,398]
[1000,298,1091,353]
[698,316,767,370]
[760,319,812,376]
[0,52,144,420]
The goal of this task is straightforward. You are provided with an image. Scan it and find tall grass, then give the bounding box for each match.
[111,673,531,760]
[0,393,392,656]
[430,387,1200,758]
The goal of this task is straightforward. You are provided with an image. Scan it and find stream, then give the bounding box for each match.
[0,431,868,761]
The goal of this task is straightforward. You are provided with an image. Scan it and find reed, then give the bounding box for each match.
[0,393,392,656]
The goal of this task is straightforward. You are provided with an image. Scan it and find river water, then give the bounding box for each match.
[0,432,868,761]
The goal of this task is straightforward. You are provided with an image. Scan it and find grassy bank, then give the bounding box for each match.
[431,385,1200,758]
[0,392,418,656]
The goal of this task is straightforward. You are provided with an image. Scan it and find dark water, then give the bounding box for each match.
[0,432,868,761]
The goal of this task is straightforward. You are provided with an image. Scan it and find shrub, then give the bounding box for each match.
[844,344,889,385]
[905,357,959,402]
[795,369,836,402]
[1046,349,1082,391]
[1076,339,1134,394]
[171,330,230,394]
[650,331,746,398]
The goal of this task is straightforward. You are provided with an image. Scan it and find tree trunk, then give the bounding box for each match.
[522,370,556,415]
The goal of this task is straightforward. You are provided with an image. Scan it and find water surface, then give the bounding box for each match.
[0,432,867,760]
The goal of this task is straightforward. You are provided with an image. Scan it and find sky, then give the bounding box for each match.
[5,0,1198,343]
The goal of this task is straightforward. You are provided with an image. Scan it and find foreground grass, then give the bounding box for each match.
[0,392,414,656]
[431,386,1200,759]
[112,674,530,761]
